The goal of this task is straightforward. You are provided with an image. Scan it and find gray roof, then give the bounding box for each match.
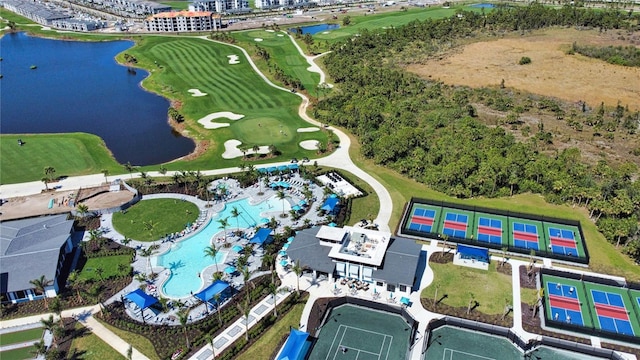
[1,215,74,293]
[286,228,335,274]
[371,237,422,286]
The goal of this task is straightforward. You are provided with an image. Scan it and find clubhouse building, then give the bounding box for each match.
[144,10,222,32]
[1,215,77,303]
[286,225,421,295]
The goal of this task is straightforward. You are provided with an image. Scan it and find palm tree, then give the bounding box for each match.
[240,266,254,304]
[123,162,135,179]
[85,284,104,314]
[276,190,288,218]
[121,237,132,247]
[95,267,105,282]
[42,177,49,191]
[236,301,251,341]
[252,144,260,157]
[44,166,56,182]
[262,253,276,284]
[40,315,59,347]
[29,275,52,308]
[143,220,157,240]
[209,335,217,360]
[217,217,230,242]
[230,206,242,232]
[32,339,48,358]
[433,282,441,307]
[67,270,84,302]
[49,296,64,326]
[127,345,133,360]
[177,308,191,349]
[204,245,220,273]
[139,246,158,275]
[101,169,109,183]
[292,260,303,295]
[213,293,223,325]
[268,283,278,318]
[467,292,475,315]
[76,203,89,219]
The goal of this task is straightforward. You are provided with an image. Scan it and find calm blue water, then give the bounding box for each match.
[0,32,194,165]
[157,196,289,298]
[292,23,340,35]
[470,3,495,8]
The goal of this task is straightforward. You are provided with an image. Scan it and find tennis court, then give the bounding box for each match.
[424,326,605,360]
[439,208,474,239]
[584,282,640,336]
[546,281,585,325]
[475,214,507,245]
[407,204,441,235]
[543,223,582,257]
[510,220,543,251]
[308,304,410,360]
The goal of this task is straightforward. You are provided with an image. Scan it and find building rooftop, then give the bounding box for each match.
[149,10,212,18]
[327,226,391,266]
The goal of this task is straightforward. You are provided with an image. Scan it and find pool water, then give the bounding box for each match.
[291,23,340,35]
[157,196,289,298]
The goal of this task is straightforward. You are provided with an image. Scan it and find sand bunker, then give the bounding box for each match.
[297,127,320,133]
[197,112,245,129]
[265,29,275,32]
[188,89,207,97]
[322,31,330,34]
[227,55,240,65]
[222,140,270,159]
[254,38,263,42]
[299,140,319,150]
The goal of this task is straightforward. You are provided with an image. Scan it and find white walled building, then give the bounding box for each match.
[145,10,221,31]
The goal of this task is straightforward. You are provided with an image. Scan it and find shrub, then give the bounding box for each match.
[519,56,532,65]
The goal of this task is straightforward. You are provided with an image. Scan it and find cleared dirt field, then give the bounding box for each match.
[407,28,640,110]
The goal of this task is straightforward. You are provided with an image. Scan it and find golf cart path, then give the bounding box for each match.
[0,36,392,232]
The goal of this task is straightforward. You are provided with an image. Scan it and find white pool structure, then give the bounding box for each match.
[154,196,290,298]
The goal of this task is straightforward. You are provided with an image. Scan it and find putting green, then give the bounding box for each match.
[231,117,292,145]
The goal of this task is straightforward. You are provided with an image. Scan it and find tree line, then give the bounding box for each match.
[570,42,640,67]
[315,4,640,261]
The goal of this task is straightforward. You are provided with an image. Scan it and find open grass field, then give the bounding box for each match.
[235,297,305,360]
[231,29,321,92]
[407,28,640,110]
[98,320,160,360]
[0,346,34,360]
[122,36,328,171]
[421,261,512,316]
[0,327,42,346]
[345,133,640,281]
[79,255,132,282]
[158,0,190,9]
[68,322,126,360]
[112,198,199,241]
[0,133,122,185]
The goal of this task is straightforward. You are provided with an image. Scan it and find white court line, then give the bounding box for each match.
[329,324,394,360]
[443,348,496,360]
[326,325,345,360]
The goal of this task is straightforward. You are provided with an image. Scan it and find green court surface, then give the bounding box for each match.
[308,304,410,360]
[541,274,593,328]
[436,207,475,240]
[471,213,509,246]
[0,327,42,346]
[508,218,545,251]
[582,282,640,336]
[424,326,603,360]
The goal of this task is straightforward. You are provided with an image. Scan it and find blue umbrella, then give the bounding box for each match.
[232,245,243,253]
[279,260,289,266]
[278,165,289,172]
[292,205,301,211]
[287,236,295,243]
[328,222,337,227]
[267,167,277,173]
[270,183,278,188]
[282,243,290,250]
[279,250,287,256]
[258,168,267,173]
[299,200,307,206]
[224,266,236,274]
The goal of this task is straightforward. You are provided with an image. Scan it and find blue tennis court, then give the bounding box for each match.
[442,212,468,238]
[591,290,634,335]
[512,222,539,250]
[548,227,578,256]
[408,208,436,233]
[477,217,503,244]
[547,282,584,325]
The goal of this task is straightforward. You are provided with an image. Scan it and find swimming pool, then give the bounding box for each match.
[156,196,289,298]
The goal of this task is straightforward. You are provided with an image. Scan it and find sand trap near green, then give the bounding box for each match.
[197,111,245,129]
[222,140,270,159]
[299,140,319,150]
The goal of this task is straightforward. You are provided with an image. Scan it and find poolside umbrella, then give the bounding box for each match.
[279,259,289,267]
[260,218,270,224]
[292,205,301,212]
[282,243,290,250]
[287,236,295,243]
[270,183,278,188]
[232,245,243,253]
[278,165,289,172]
[330,194,338,198]
[279,250,287,256]
[279,182,290,188]
[328,222,337,227]
[299,200,307,206]
[258,168,267,174]
[224,266,236,274]
[267,167,277,173]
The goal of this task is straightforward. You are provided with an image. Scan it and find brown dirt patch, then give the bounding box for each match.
[407,28,640,110]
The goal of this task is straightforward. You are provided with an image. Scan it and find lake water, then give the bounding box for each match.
[0,32,194,166]
[292,23,340,35]
[470,3,496,8]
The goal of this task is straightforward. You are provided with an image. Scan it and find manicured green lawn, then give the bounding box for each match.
[0,133,122,184]
[421,261,512,315]
[313,6,462,43]
[68,322,126,360]
[236,298,304,360]
[0,346,34,360]
[122,36,329,171]
[159,0,190,9]
[231,29,321,92]
[0,327,42,346]
[111,198,199,241]
[78,255,132,282]
[97,320,160,360]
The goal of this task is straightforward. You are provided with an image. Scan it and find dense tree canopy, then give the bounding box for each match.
[316,4,640,260]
